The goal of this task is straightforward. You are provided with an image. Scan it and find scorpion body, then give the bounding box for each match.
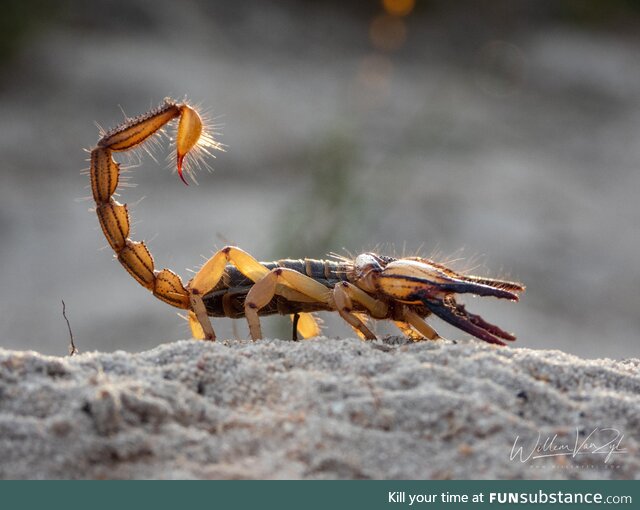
[203,259,349,319]
[89,99,525,345]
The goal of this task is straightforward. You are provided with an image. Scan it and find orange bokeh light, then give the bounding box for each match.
[382,0,415,17]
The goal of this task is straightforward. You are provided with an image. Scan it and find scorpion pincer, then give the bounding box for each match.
[89,98,525,345]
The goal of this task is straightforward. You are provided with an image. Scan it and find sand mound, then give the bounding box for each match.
[0,338,637,479]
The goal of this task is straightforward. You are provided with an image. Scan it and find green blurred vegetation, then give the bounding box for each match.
[273,130,370,260]
[0,0,62,64]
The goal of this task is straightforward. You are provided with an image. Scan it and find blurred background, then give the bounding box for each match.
[1,0,638,358]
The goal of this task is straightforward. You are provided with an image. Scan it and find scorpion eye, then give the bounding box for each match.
[354,253,384,273]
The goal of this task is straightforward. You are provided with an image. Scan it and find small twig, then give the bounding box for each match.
[62,299,79,356]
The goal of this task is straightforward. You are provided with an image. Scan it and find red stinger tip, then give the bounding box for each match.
[177,154,189,186]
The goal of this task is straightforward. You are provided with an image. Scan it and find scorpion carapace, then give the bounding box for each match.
[90,98,525,345]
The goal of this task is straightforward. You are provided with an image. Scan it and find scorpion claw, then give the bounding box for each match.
[433,280,521,301]
[354,256,524,345]
[419,294,515,345]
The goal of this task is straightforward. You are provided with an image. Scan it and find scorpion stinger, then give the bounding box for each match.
[90,99,525,345]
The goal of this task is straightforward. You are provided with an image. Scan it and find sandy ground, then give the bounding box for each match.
[0,337,638,479]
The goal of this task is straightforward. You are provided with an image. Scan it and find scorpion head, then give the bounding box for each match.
[351,253,395,293]
[351,254,525,345]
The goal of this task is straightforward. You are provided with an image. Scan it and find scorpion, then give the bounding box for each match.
[89,98,525,345]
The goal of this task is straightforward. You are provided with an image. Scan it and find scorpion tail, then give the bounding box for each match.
[176,104,203,186]
[91,99,216,313]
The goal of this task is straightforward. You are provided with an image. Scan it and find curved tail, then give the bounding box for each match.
[90,99,209,310]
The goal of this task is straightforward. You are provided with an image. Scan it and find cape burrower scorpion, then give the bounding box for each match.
[89,98,525,344]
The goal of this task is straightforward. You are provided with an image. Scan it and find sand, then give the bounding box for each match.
[0,338,638,479]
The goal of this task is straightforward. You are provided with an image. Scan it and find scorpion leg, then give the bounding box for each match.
[401,307,440,340]
[333,282,388,340]
[187,310,207,340]
[394,320,424,341]
[189,247,324,341]
[188,246,271,340]
[291,313,300,341]
[245,268,332,340]
[351,313,374,340]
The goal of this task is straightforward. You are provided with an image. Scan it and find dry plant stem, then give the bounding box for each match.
[61,300,79,356]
